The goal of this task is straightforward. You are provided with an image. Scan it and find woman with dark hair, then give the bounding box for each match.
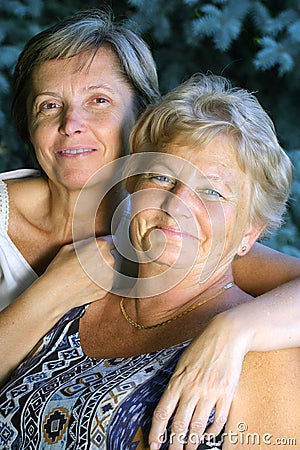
[0,11,299,446]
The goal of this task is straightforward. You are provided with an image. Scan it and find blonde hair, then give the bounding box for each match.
[130,73,293,235]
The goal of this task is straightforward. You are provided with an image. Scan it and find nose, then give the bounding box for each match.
[161,183,193,219]
[59,106,87,136]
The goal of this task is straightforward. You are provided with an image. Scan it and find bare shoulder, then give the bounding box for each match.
[224,348,300,449]
[233,242,300,295]
[6,176,49,214]
[237,242,300,267]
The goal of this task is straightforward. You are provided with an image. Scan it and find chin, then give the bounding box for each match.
[156,249,199,269]
[58,170,100,190]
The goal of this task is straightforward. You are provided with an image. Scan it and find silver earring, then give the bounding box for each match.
[241,245,247,252]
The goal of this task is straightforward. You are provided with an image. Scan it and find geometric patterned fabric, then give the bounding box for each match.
[0,307,222,449]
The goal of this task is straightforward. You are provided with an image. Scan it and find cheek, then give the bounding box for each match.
[232,200,251,232]
[27,118,38,143]
[197,202,226,239]
[105,109,128,135]
[130,192,148,218]
[200,204,240,260]
[97,118,126,157]
[131,208,155,234]
[130,186,164,216]
[28,121,53,147]
[223,209,250,252]
[120,109,136,143]
[130,211,152,251]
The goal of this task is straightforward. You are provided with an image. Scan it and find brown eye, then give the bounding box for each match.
[41,102,59,111]
[93,97,109,104]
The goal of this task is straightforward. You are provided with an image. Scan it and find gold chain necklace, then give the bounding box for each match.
[120,281,235,330]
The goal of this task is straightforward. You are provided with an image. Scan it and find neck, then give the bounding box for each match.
[125,269,234,328]
[47,179,126,240]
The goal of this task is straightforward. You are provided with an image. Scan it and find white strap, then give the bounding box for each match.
[0,169,40,233]
[0,168,40,180]
[0,180,9,232]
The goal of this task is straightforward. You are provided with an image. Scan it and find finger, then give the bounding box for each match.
[148,390,180,449]
[204,397,232,437]
[96,236,116,254]
[72,236,95,250]
[168,395,216,450]
[183,403,217,450]
[184,404,217,450]
[167,399,198,450]
[72,237,115,290]
[97,234,114,245]
[96,236,116,264]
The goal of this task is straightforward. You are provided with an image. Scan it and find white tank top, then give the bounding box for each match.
[0,169,39,310]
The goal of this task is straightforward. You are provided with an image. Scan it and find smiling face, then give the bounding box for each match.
[130,135,264,282]
[27,46,136,190]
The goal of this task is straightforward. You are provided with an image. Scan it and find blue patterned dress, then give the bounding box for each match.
[0,307,223,449]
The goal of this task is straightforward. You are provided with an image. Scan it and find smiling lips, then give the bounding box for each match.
[57,148,96,156]
[156,225,197,240]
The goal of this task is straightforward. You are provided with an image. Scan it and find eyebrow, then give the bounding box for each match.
[33,91,60,99]
[166,169,233,193]
[146,165,178,180]
[86,84,116,94]
[195,174,234,194]
[204,174,228,183]
[88,83,127,99]
[147,164,226,180]
[32,84,118,105]
[30,92,61,109]
[144,158,235,191]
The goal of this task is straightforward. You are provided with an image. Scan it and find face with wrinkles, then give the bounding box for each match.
[130,135,263,281]
[27,46,136,190]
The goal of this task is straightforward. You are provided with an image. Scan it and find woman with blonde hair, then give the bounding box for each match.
[0,73,299,449]
[0,10,299,444]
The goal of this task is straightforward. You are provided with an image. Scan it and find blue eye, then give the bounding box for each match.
[152,175,174,184]
[200,189,223,199]
[147,174,177,188]
[136,173,176,191]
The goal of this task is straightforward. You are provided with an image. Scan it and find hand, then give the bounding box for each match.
[148,311,253,450]
[40,236,116,310]
[0,236,115,385]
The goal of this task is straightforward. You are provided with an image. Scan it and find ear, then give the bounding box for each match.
[237,222,266,256]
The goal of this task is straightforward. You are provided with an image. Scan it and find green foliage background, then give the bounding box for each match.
[0,0,299,256]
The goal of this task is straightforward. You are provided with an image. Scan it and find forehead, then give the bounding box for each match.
[153,135,247,185]
[30,46,128,89]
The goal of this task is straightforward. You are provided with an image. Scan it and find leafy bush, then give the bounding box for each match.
[0,0,299,254]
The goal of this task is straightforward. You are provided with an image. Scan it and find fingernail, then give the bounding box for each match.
[150,443,158,450]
